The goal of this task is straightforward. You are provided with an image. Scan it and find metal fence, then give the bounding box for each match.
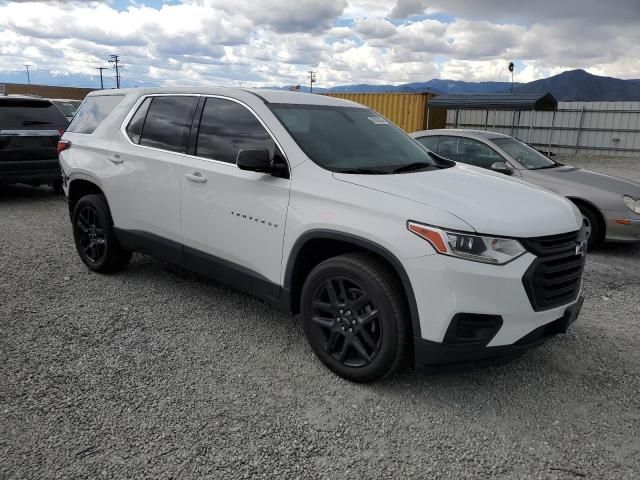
[445,102,640,156]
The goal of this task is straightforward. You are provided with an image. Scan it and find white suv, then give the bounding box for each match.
[59,88,587,382]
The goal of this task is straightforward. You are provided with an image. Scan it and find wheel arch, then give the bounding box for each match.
[283,230,421,340]
[566,196,606,235]
[68,177,105,217]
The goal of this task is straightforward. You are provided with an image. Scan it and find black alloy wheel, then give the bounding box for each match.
[310,276,382,368]
[72,194,131,273]
[75,205,107,264]
[301,253,407,383]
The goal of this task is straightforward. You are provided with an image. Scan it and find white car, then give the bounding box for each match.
[58,88,586,382]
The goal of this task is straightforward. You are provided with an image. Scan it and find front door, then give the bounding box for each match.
[180,96,291,296]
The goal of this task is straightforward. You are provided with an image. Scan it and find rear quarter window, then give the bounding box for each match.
[0,98,68,129]
[67,95,124,134]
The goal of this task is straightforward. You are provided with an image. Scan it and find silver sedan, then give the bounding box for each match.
[411,129,640,247]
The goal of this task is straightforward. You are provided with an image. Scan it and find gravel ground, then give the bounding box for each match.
[1,160,639,479]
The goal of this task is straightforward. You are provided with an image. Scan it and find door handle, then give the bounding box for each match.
[184,172,207,183]
[108,154,123,164]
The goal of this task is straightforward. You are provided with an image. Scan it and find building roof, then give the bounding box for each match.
[428,92,557,111]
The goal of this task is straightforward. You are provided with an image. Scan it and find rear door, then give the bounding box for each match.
[108,95,199,247]
[0,98,68,178]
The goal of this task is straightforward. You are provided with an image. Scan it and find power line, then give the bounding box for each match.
[96,67,107,90]
[24,64,31,85]
[308,70,316,93]
[107,54,121,89]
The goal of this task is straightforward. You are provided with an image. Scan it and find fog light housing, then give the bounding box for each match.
[443,314,503,346]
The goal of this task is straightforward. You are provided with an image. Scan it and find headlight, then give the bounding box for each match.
[407,221,526,265]
[623,195,640,214]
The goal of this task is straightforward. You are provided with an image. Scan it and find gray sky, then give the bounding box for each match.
[0,0,638,86]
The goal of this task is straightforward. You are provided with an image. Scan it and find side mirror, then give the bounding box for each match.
[236,149,272,173]
[490,161,514,176]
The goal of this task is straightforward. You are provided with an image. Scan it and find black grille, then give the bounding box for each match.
[521,230,585,311]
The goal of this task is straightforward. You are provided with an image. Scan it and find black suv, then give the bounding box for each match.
[0,95,69,192]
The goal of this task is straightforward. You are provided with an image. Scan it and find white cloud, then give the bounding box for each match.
[0,0,638,88]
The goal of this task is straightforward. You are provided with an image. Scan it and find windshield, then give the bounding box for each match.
[492,137,557,169]
[269,104,445,173]
[53,100,81,117]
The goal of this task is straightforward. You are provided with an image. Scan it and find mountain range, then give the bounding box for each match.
[283,70,640,101]
[2,68,639,101]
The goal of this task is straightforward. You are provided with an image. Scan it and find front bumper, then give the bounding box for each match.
[404,249,584,370]
[604,210,640,242]
[414,296,583,370]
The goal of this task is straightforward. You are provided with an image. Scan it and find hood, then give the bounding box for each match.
[525,165,640,196]
[334,164,582,238]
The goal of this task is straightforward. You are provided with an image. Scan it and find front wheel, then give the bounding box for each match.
[301,253,408,383]
[72,194,131,273]
[576,203,604,248]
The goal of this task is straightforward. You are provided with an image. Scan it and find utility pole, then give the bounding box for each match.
[308,70,316,93]
[24,64,31,85]
[508,62,515,93]
[108,54,121,88]
[96,67,107,90]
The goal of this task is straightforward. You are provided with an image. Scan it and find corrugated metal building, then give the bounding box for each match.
[441,100,640,156]
[323,92,444,132]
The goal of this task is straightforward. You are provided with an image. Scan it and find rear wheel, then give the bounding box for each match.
[72,194,131,273]
[576,203,604,248]
[301,253,407,383]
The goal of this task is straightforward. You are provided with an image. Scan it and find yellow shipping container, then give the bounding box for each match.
[322,92,437,132]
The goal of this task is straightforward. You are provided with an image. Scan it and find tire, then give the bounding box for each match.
[301,253,408,383]
[72,194,131,273]
[576,203,604,248]
[51,179,63,194]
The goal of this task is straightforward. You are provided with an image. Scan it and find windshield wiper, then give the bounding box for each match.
[335,167,390,175]
[392,162,436,174]
[532,162,563,170]
[22,120,51,126]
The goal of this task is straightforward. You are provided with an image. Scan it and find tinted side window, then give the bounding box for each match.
[0,99,68,128]
[437,136,503,169]
[67,95,124,134]
[139,96,197,153]
[416,136,439,152]
[196,97,275,163]
[126,97,151,144]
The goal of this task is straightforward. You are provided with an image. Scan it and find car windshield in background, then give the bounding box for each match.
[492,137,557,170]
[0,99,68,128]
[269,104,444,174]
[53,101,80,117]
